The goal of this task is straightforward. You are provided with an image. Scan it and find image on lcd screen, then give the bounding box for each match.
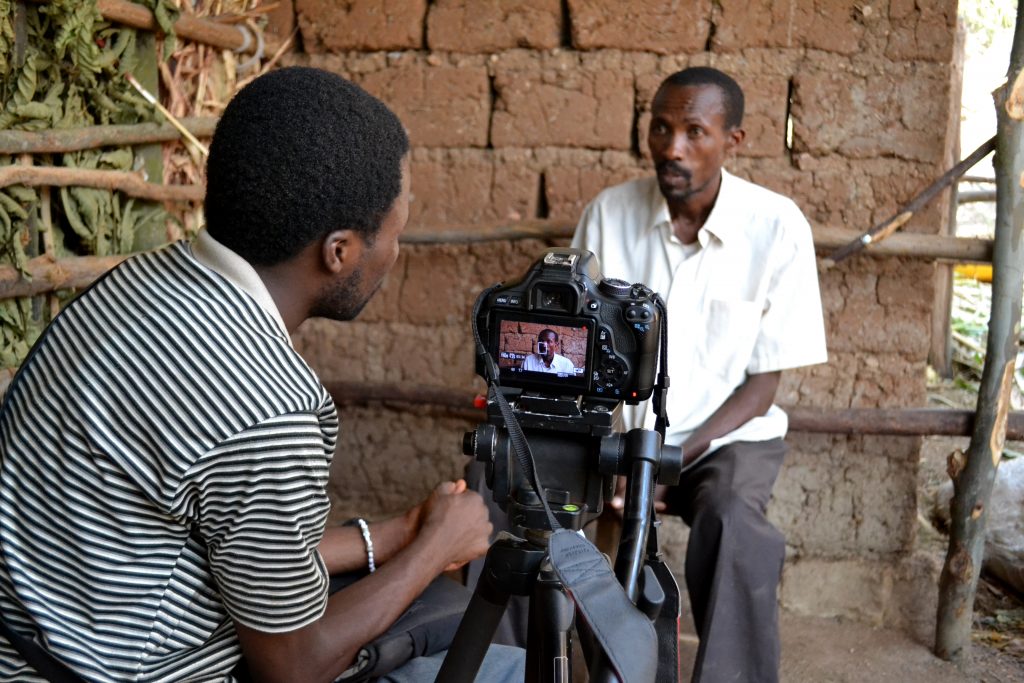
[496,319,588,380]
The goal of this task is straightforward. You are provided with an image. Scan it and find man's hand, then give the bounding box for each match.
[237,479,493,682]
[416,479,493,571]
[606,476,668,516]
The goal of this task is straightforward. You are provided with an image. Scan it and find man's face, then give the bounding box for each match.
[314,157,411,321]
[538,331,558,360]
[648,83,740,204]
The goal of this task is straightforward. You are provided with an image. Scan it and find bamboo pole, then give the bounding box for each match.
[0,166,203,202]
[935,5,1024,663]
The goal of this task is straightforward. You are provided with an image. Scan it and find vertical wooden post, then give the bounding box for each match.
[129,29,166,251]
[935,2,1024,662]
[930,22,967,378]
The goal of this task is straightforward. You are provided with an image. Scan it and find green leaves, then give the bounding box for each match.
[0,0,181,369]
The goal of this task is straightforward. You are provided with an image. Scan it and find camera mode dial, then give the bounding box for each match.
[597,277,632,299]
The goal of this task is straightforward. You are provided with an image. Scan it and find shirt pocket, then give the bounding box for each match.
[697,298,763,385]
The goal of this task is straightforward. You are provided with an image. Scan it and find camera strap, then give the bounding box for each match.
[0,615,84,683]
[646,291,671,437]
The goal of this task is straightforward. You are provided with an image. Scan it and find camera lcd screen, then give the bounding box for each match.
[492,313,591,393]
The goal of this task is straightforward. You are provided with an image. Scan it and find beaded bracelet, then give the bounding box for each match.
[345,517,376,573]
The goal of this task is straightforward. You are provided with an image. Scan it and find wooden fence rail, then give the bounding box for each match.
[27,0,283,56]
[0,166,204,202]
[0,222,995,300]
[0,118,218,155]
[321,380,1024,440]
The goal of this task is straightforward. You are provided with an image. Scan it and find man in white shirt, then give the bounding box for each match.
[573,67,827,683]
[520,329,577,374]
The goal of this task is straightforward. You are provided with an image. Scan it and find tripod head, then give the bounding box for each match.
[464,389,682,538]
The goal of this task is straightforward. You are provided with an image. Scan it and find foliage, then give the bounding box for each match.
[0,0,179,369]
[947,273,1024,412]
[959,0,1017,51]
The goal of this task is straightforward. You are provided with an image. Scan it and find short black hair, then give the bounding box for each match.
[656,67,745,129]
[204,67,409,266]
[538,329,559,341]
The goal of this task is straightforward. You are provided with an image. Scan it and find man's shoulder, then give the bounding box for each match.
[580,177,662,238]
[720,170,811,246]
[723,171,803,217]
[590,176,659,207]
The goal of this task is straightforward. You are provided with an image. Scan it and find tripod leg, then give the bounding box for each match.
[436,571,512,682]
[437,539,545,683]
[525,563,575,683]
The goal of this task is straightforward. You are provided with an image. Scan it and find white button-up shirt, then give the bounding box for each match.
[572,170,827,453]
[521,352,577,374]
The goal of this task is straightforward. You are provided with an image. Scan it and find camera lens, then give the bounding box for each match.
[462,431,477,456]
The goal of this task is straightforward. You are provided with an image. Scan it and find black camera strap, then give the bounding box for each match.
[644,290,671,438]
[635,290,680,683]
[0,615,84,683]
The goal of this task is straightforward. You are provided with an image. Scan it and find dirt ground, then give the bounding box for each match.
[712,425,1024,683]
[674,608,1024,682]
[670,422,1024,682]
[674,567,1024,683]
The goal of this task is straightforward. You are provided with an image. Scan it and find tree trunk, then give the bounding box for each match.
[935,4,1024,662]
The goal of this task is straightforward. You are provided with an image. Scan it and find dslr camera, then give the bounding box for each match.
[476,248,661,404]
[467,248,672,531]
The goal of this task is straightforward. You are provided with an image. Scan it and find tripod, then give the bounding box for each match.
[436,428,682,683]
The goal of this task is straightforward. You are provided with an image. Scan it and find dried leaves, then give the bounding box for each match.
[0,0,270,369]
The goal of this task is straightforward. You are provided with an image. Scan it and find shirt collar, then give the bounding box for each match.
[191,230,292,343]
[648,168,737,246]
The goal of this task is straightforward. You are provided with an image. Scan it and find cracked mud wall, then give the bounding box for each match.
[279,0,962,631]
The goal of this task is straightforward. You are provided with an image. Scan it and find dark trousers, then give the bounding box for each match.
[664,438,788,683]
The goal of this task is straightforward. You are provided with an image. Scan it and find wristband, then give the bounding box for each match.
[345,518,375,573]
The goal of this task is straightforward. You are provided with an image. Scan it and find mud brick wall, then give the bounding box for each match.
[280,0,961,631]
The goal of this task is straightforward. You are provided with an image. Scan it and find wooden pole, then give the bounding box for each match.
[957,190,997,203]
[318,381,1024,439]
[826,136,997,265]
[93,0,283,56]
[6,366,1024,437]
[0,117,216,153]
[0,254,130,299]
[0,222,997,300]
[402,222,995,262]
[935,4,1024,663]
[0,166,203,202]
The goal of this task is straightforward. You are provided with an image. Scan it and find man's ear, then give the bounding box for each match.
[726,127,746,153]
[321,229,362,275]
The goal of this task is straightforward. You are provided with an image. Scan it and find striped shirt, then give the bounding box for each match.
[0,239,339,681]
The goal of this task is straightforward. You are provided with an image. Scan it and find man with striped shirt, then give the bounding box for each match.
[0,68,522,682]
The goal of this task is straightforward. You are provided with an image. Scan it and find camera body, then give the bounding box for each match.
[468,248,666,530]
[475,248,661,404]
